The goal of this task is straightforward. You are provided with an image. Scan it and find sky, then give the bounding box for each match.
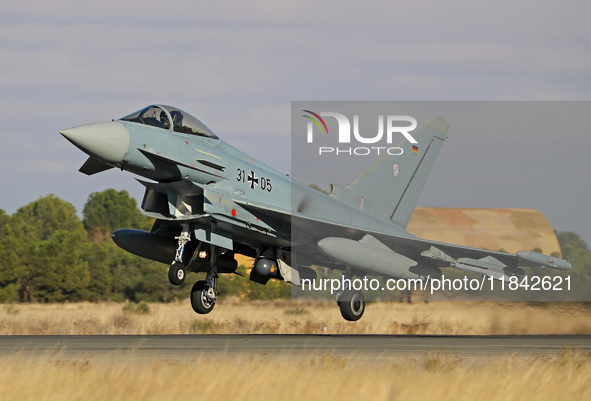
[291,101,591,247]
[1,1,590,244]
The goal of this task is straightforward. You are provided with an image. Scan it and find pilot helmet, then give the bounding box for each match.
[160,111,169,126]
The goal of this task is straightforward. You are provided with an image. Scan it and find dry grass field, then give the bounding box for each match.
[1,301,590,400]
[1,300,590,335]
[1,350,590,401]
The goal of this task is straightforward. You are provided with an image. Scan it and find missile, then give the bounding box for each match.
[317,236,441,280]
[516,250,572,270]
[450,262,510,282]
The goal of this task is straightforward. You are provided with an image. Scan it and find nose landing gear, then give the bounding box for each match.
[168,223,191,286]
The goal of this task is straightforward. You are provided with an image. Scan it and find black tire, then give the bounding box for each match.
[191,280,215,314]
[168,262,186,286]
[338,289,365,321]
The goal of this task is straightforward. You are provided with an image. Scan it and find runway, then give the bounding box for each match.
[1,335,589,363]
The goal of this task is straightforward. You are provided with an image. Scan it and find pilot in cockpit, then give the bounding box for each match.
[160,111,170,128]
[171,110,183,127]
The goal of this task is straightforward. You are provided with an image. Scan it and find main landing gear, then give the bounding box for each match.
[191,241,218,315]
[336,268,366,321]
[338,289,366,321]
[191,279,216,314]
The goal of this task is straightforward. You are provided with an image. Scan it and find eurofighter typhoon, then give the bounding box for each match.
[60,105,572,321]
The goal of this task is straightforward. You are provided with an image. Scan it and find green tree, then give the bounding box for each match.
[0,219,21,302]
[0,209,8,229]
[556,231,591,282]
[71,239,114,302]
[83,189,153,238]
[34,230,90,301]
[11,195,91,301]
[243,277,291,300]
[15,194,83,241]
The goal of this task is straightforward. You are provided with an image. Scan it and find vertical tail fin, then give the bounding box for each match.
[346,116,449,229]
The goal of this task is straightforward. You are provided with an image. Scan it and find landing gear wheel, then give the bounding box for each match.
[191,280,215,314]
[168,262,186,286]
[338,289,365,321]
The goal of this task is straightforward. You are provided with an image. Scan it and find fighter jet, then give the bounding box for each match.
[60,104,572,321]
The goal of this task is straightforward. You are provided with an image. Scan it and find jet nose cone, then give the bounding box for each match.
[60,121,130,164]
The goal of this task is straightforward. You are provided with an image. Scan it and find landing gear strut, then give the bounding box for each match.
[191,221,219,314]
[337,268,366,321]
[168,223,191,286]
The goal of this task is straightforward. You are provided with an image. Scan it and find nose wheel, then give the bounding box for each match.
[168,262,186,285]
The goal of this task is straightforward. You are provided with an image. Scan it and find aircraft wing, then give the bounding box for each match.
[234,200,292,228]
[235,199,571,279]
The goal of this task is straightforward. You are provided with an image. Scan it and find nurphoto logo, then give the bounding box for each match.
[302,110,418,156]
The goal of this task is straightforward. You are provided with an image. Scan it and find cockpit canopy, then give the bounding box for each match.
[119,105,218,140]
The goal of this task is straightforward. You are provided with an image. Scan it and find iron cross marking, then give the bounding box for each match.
[247,171,259,189]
